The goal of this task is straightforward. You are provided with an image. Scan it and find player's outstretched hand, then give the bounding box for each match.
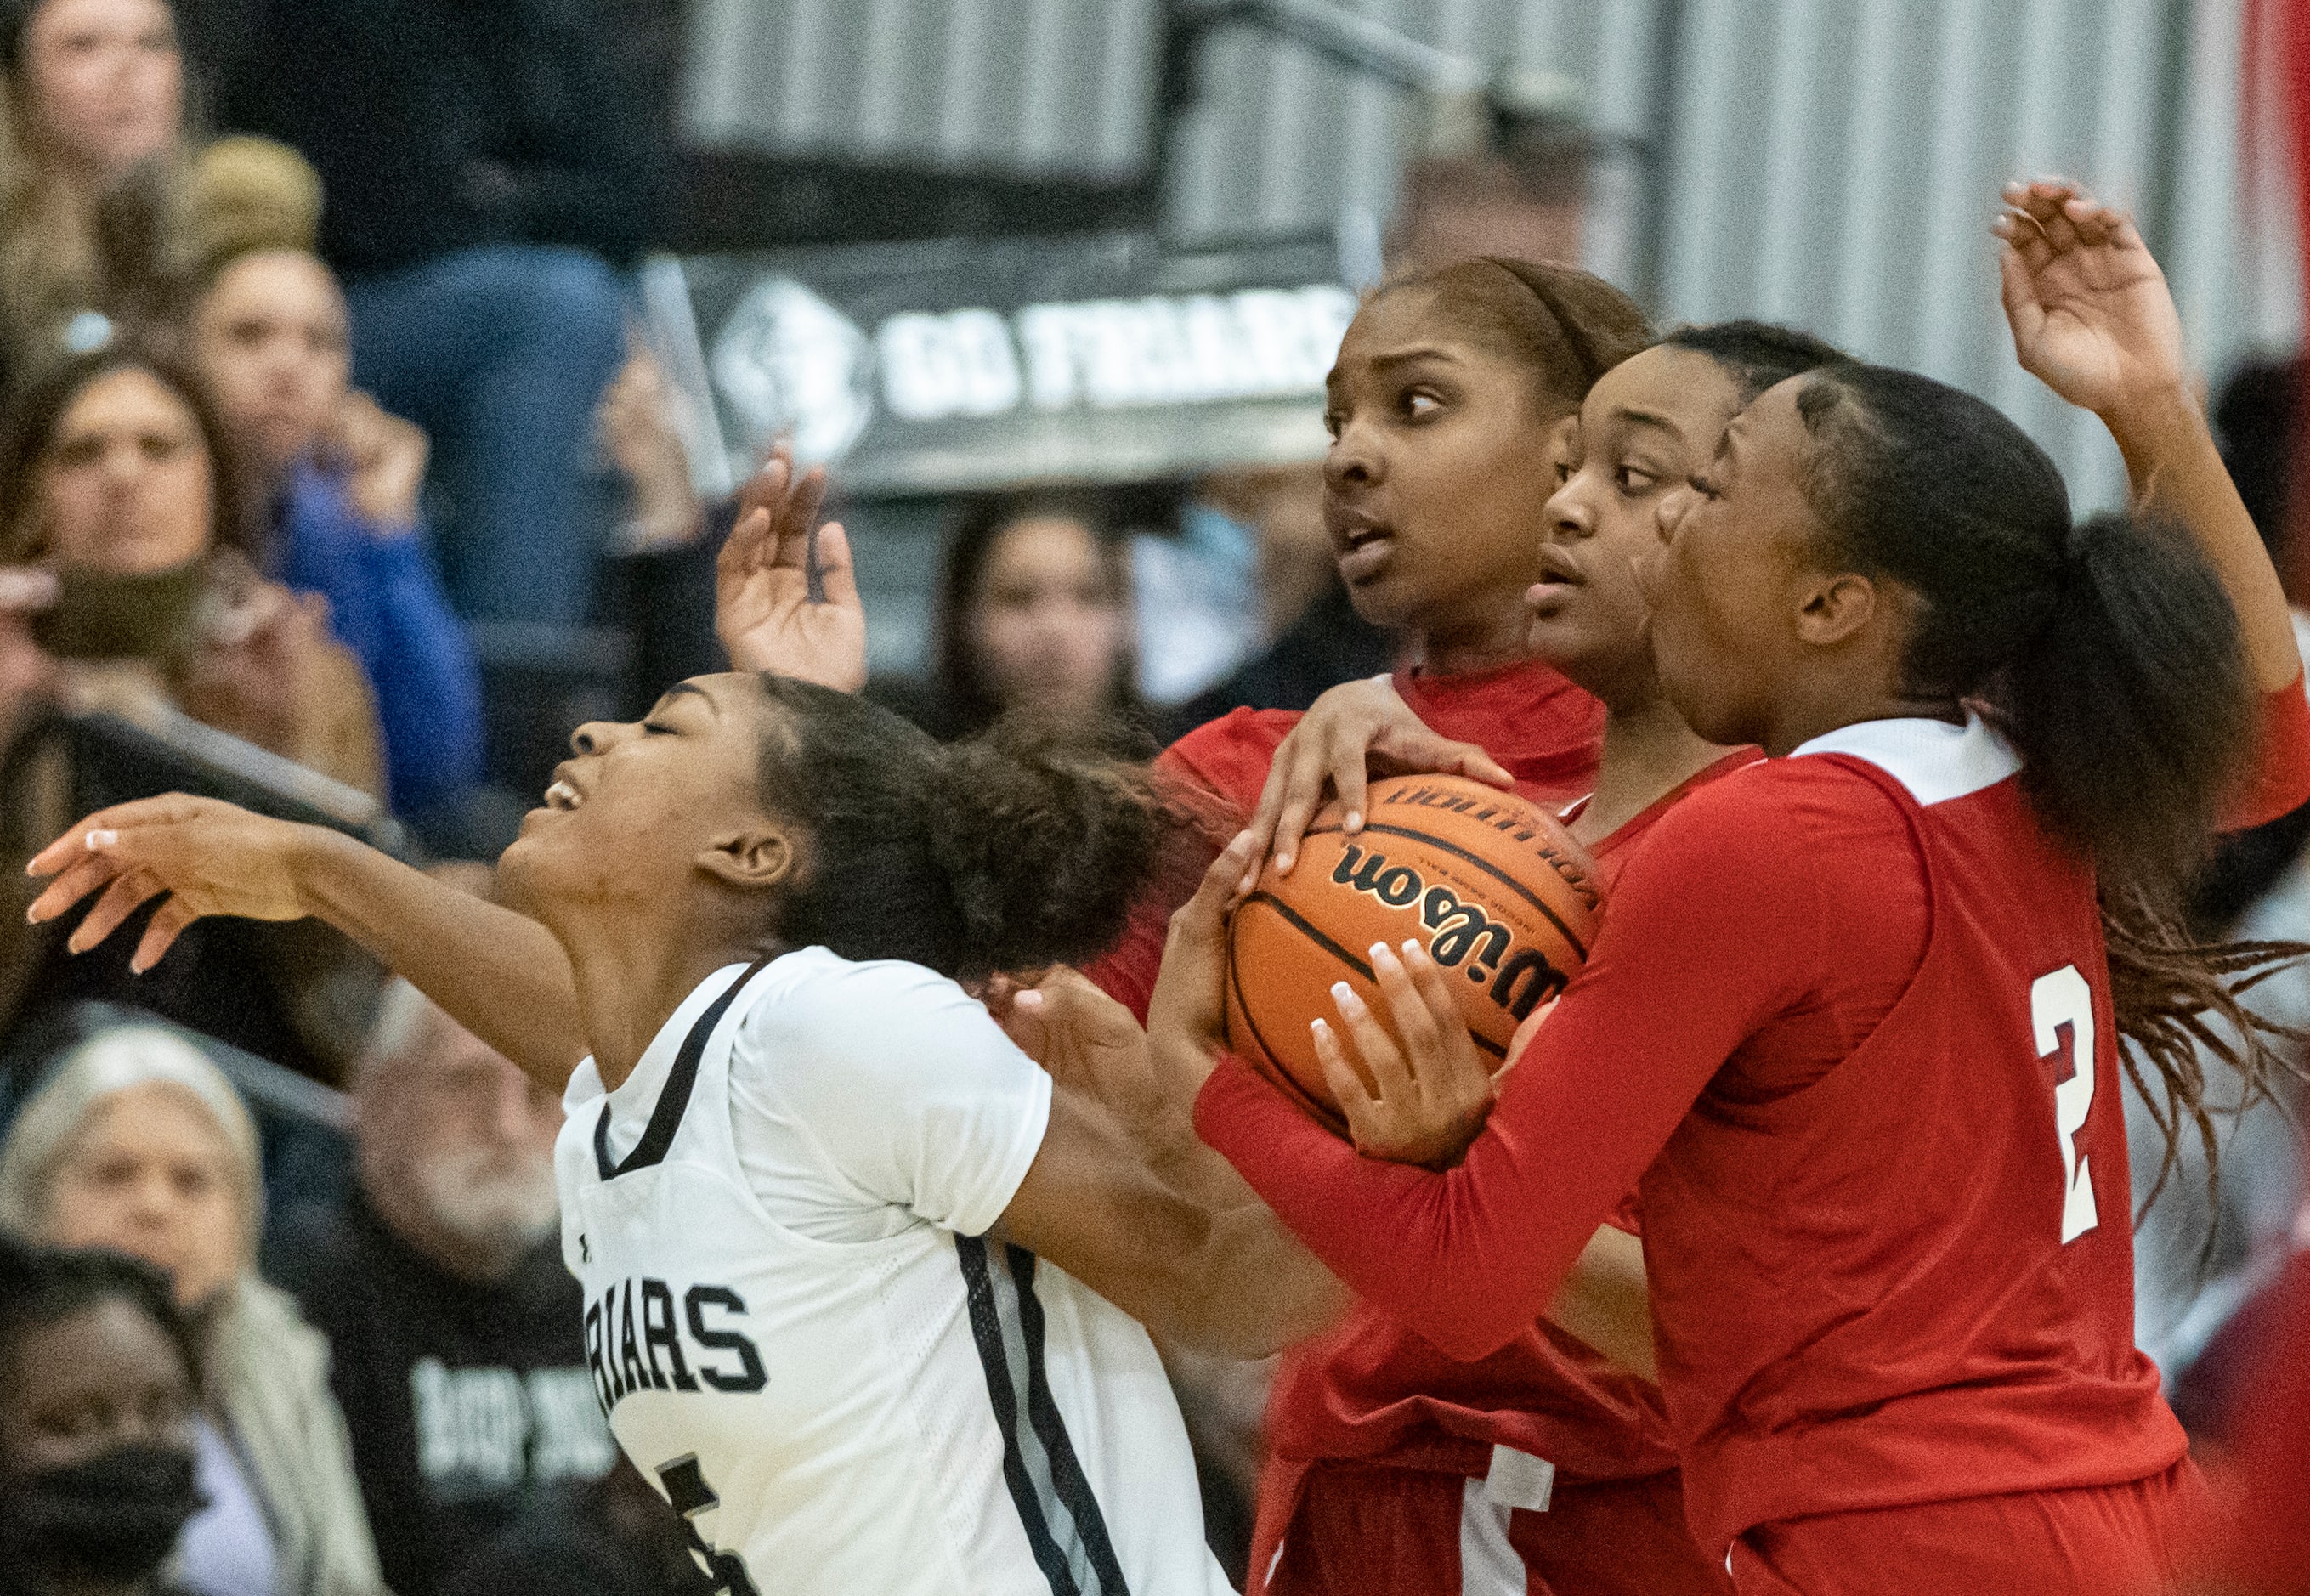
[1994,178,2186,422]
[25,796,317,973]
[1316,939,1498,1170]
[1242,676,1512,890]
[1148,829,1260,1101]
[715,443,869,691]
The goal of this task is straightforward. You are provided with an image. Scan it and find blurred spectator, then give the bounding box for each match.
[0,343,383,792]
[1165,465,1398,736]
[190,245,484,821]
[0,1235,206,1596]
[0,0,190,374]
[212,0,656,628]
[869,490,1152,752]
[269,974,620,1596]
[0,1024,387,1595]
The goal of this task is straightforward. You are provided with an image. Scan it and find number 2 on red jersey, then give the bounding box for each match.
[2030,965,2099,1245]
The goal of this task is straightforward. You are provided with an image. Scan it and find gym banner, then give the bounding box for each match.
[641,232,1356,498]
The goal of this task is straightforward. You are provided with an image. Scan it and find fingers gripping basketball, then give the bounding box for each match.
[1225,775,1601,1128]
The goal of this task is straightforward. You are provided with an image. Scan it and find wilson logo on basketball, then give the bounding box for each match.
[1226,774,1605,1130]
[1329,843,1565,1019]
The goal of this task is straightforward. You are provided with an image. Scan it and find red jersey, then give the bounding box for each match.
[1197,685,2310,1560]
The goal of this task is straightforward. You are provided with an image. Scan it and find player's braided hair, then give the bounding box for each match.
[747,674,1203,982]
[1792,364,2307,1211]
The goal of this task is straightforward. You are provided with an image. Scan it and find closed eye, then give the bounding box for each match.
[641,721,677,736]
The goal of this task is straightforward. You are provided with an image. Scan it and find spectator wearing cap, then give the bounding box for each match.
[211,0,654,631]
[0,1023,387,1596]
[269,974,620,1596]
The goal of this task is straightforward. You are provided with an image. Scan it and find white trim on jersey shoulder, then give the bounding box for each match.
[1791,712,2019,808]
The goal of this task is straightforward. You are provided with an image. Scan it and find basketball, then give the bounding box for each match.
[1225,775,1603,1129]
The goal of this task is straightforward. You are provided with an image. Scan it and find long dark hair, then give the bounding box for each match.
[923,490,1142,744]
[1791,363,2304,1205]
[750,675,1192,982]
[0,342,247,563]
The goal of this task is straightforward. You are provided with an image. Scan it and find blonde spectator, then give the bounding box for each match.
[0,1023,388,1596]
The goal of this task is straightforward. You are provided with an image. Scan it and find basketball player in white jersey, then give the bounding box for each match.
[27,673,1348,1596]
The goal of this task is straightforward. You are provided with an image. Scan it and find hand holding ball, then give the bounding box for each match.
[1224,775,1600,1129]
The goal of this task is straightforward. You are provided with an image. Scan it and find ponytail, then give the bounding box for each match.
[750,676,1192,982]
[2001,510,2253,897]
[1792,367,2307,1207]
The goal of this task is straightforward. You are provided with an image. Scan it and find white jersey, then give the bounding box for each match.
[556,950,1231,1596]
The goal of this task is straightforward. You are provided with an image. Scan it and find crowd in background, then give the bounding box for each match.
[0,0,2302,1593]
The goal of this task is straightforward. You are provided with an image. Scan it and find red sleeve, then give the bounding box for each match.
[2224,672,2310,832]
[1193,772,1830,1360]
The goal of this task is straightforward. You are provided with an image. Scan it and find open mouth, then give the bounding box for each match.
[541,778,583,812]
[1526,546,1587,616]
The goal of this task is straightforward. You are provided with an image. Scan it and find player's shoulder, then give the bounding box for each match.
[1162,706,1304,808]
[1615,753,1909,887]
[739,948,983,1056]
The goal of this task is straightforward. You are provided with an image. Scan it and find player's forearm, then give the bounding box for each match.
[2102,383,2300,692]
[292,828,587,1084]
[1176,1203,1353,1359]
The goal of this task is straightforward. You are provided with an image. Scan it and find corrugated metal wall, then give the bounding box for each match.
[683,0,2302,507]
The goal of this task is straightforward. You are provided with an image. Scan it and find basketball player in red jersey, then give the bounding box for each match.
[1202,322,1846,1596]
[1158,181,2310,1593]
[1074,261,1775,1594]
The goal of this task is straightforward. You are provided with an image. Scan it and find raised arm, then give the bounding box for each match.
[25,798,586,1086]
[1995,178,2299,693]
[715,446,869,690]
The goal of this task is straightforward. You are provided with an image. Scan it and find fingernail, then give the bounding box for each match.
[1330,981,1360,1011]
[1274,852,1294,873]
[1343,811,1362,832]
[85,829,116,850]
[1402,939,1423,959]
[1310,1017,1331,1040]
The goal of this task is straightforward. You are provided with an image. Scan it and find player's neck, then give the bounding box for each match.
[1572,696,1738,846]
[1417,591,1536,677]
[559,918,770,1091]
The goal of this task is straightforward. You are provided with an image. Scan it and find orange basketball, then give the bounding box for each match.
[1225,774,1602,1130]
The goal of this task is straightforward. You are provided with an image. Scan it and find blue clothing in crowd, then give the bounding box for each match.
[274,462,484,814]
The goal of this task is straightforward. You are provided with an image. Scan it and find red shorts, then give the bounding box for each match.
[1727,1461,2205,1596]
[1260,1458,1732,1596]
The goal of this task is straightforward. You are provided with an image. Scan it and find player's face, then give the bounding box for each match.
[0,1299,192,1480]
[1322,286,1570,638]
[1642,377,1828,750]
[505,672,778,921]
[1531,347,1746,709]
